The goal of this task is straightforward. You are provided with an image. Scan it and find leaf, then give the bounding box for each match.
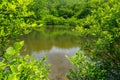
[8,73,19,80]
[0,61,6,70]
[3,41,24,59]
[24,55,30,60]
[18,0,23,5]
[10,4,16,11]
[13,41,24,52]
[4,47,15,59]
[18,64,23,71]
[10,65,16,73]
[31,23,37,27]
[1,29,5,36]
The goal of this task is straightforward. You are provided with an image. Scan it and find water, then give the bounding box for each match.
[33,46,79,80]
[21,28,80,80]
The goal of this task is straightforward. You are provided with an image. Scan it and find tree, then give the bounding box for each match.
[0,0,35,53]
[68,0,120,79]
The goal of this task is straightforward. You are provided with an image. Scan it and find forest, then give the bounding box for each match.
[0,0,120,80]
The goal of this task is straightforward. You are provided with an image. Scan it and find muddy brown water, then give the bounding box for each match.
[21,30,80,80]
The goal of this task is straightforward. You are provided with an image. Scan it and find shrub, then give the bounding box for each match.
[73,0,120,79]
[66,51,106,80]
[42,15,65,25]
[0,41,50,80]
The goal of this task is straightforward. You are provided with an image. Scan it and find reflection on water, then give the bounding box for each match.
[33,46,80,80]
[33,46,80,58]
[21,30,80,80]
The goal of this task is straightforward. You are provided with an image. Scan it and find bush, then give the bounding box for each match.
[73,0,120,79]
[65,17,78,26]
[66,51,106,80]
[42,15,65,25]
[0,41,50,80]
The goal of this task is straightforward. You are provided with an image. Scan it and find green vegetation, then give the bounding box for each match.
[0,0,35,53]
[0,0,49,79]
[0,41,49,80]
[66,51,106,80]
[0,0,120,80]
[66,0,120,80]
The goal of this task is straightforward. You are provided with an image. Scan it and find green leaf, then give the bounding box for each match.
[18,64,23,71]
[0,61,6,70]
[4,47,15,59]
[8,73,19,80]
[1,29,5,36]
[13,41,24,52]
[10,65,16,73]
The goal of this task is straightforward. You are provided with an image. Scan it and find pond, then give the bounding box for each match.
[21,26,80,80]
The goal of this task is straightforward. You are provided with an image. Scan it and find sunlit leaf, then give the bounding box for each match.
[13,41,24,52]
[4,47,15,59]
[0,61,6,70]
[8,73,18,80]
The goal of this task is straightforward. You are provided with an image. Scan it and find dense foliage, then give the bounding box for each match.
[0,0,50,80]
[0,41,50,80]
[0,0,120,80]
[67,0,120,80]
[27,0,91,26]
[66,51,106,80]
[0,0,43,53]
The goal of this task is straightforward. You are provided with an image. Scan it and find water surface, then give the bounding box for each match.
[21,28,80,80]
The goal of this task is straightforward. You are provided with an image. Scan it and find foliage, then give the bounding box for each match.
[42,15,65,25]
[66,51,106,80]
[0,41,50,80]
[42,15,79,26]
[0,0,120,79]
[0,0,40,53]
[73,0,120,79]
[28,0,90,26]
[28,0,48,19]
